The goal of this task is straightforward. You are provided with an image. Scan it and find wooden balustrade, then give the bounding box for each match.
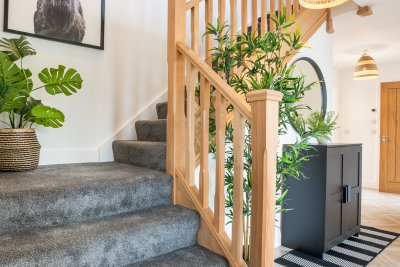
[168,0,327,266]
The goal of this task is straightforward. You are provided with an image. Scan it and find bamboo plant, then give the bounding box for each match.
[205,13,327,260]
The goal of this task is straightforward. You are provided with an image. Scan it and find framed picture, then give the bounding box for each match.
[3,0,105,50]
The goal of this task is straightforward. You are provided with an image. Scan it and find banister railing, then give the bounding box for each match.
[174,41,283,267]
[167,0,324,266]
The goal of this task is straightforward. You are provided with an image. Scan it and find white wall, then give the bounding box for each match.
[0,0,169,164]
[336,61,400,189]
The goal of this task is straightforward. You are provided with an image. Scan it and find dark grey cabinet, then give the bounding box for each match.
[281,144,362,258]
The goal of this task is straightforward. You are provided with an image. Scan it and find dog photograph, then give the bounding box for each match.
[4,0,105,49]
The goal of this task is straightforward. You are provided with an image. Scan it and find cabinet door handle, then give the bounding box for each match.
[343,185,352,203]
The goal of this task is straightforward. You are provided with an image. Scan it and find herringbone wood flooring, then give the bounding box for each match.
[362,189,400,266]
[275,188,400,266]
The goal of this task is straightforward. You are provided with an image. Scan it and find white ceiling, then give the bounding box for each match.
[332,0,400,69]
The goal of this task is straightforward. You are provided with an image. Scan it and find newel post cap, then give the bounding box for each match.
[246,89,283,103]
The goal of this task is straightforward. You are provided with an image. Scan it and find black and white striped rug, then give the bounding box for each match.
[275,226,399,267]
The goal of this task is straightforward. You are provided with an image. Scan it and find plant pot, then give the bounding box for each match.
[0,128,41,172]
[316,137,329,145]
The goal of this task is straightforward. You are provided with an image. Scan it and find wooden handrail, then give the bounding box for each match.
[176,42,252,121]
[186,0,203,10]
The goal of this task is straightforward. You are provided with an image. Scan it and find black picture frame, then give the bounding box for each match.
[3,0,105,50]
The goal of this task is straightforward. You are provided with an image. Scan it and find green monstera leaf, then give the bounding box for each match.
[31,105,65,128]
[1,89,29,112]
[0,51,27,96]
[0,36,36,61]
[38,65,83,96]
[15,97,41,115]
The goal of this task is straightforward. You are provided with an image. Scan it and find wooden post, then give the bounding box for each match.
[167,0,186,203]
[326,8,335,34]
[246,89,283,267]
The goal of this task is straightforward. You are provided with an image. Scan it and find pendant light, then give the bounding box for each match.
[299,0,350,9]
[354,51,379,80]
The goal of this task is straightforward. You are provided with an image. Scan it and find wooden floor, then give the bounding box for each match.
[275,188,400,266]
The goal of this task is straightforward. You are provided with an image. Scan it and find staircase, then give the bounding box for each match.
[113,102,168,172]
[0,102,228,267]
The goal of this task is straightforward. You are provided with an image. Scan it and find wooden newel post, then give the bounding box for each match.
[246,89,283,267]
[167,0,186,193]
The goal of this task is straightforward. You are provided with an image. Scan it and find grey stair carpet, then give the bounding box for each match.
[0,162,171,235]
[113,140,166,172]
[136,119,166,142]
[129,246,229,267]
[0,101,228,266]
[0,205,199,267]
[156,102,168,119]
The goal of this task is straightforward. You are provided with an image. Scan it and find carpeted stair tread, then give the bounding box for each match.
[0,162,171,235]
[156,102,168,119]
[113,141,166,172]
[0,205,199,267]
[129,245,229,267]
[135,119,166,142]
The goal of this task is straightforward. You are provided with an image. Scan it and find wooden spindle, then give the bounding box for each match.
[200,76,211,208]
[297,0,302,12]
[278,0,284,15]
[251,0,257,34]
[230,0,237,40]
[293,0,300,14]
[186,63,197,186]
[270,0,276,30]
[261,0,267,35]
[241,0,247,34]
[191,5,199,55]
[205,0,213,65]
[246,89,283,267]
[286,0,292,18]
[218,0,226,25]
[214,91,227,233]
[231,109,245,261]
[326,8,335,34]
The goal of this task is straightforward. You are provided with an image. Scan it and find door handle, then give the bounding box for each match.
[381,135,390,142]
[343,185,352,204]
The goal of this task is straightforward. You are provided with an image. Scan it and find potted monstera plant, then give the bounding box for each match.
[0,36,83,171]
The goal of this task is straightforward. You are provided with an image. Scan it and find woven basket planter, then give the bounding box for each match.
[0,129,41,172]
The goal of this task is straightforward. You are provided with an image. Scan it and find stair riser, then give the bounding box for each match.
[0,178,171,235]
[129,246,229,267]
[113,142,166,172]
[0,208,199,267]
[135,120,166,142]
[156,102,168,120]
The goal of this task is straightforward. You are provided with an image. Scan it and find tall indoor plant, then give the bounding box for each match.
[206,13,326,260]
[0,36,83,171]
